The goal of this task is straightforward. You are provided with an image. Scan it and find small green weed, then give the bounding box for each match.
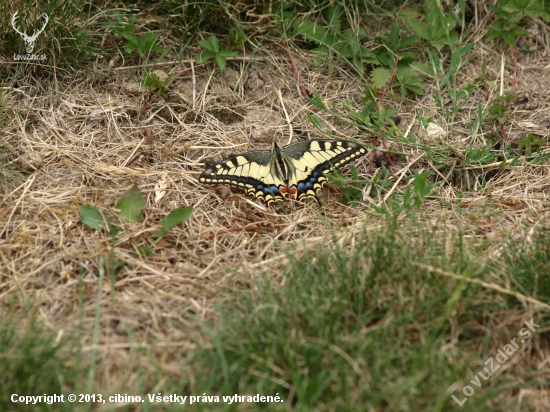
[80,186,192,237]
[371,170,433,216]
[369,22,427,96]
[196,35,238,71]
[516,133,547,154]
[288,6,427,96]
[328,164,367,207]
[115,186,145,221]
[228,28,246,48]
[123,32,164,58]
[487,0,550,48]
[486,92,517,125]
[288,3,375,74]
[404,0,459,50]
[104,12,164,58]
[464,142,501,167]
[142,72,171,96]
[154,206,193,240]
[468,102,489,139]
[107,12,136,38]
[426,41,476,123]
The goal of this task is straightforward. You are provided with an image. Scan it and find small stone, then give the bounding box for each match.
[250,126,274,142]
[151,69,169,83]
[122,81,144,95]
[426,122,447,139]
[20,151,44,171]
[215,185,232,199]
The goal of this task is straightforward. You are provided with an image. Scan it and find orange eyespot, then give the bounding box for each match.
[289,187,297,195]
[279,186,287,194]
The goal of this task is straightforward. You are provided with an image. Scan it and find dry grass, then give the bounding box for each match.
[1,5,550,407]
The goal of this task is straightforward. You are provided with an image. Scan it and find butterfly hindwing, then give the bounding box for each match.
[199,139,367,205]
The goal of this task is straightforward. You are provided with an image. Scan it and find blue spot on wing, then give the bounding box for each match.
[253,184,284,200]
[260,185,280,195]
[300,172,320,188]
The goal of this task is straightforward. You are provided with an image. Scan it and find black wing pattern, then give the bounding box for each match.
[199,139,367,205]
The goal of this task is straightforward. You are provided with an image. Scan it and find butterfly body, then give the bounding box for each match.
[199,139,367,205]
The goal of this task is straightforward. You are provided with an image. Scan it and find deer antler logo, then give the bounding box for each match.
[11,11,49,54]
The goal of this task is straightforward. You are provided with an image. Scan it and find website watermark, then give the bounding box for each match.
[11,10,48,61]
[450,318,540,406]
[13,54,47,61]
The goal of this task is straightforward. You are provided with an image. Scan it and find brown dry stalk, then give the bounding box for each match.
[379,51,400,106]
[511,43,518,90]
[200,225,277,241]
[280,40,310,98]
[414,262,550,311]
[500,124,519,146]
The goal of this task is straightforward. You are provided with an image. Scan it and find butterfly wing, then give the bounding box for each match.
[199,150,288,205]
[283,140,367,203]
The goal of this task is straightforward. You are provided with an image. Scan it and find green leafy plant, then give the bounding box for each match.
[354,93,399,132]
[369,23,426,96]
[426,42,476,122]
[79,187,194,270]
[115,186,145,221]
[78,205,121,236]
[516,133,546,154]
[107,12,136,37]
[328,165,366,207]
[486,93,517,125]
[105,12,164,58]
[468,102,489,141]
[487,0,550,47]
[441,42,475,92]
[122,32,164,58]
[464,142,500,168]
[290,4,376,73]
[404,170,433,212]
[371,170,433,216]
[155,206,193,240]
[78,186,149,276]
[287,3,427,96]
[142,72,171,96]
[228,28,246,48]
[474,61,498,98]
[328,162,396,208]
[306,96,406,162]
[196,35,238,70]
[404,0,459,50]
[288,0,475,105]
